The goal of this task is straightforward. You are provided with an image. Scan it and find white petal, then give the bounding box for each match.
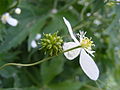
[6,16,18,26]
[1,13,10,24]
[79,49,99,80]
[31,40,37,48]
[63,17,79,44]
[63,42,80,60]
[35,34,41,40]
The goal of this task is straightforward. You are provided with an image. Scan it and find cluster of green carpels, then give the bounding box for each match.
[40,32,63,56]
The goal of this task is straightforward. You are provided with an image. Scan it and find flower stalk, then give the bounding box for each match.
[0,45,81,70]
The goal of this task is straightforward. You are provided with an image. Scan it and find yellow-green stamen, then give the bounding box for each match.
[80,37,94,49]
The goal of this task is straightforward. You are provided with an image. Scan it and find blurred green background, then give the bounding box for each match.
[0,0,120,90]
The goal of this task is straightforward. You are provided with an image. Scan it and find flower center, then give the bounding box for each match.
[3,15,8,21]
[80,37,94,49]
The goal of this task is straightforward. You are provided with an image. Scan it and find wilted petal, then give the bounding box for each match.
[63,17,79,44]
[79,49,99,80]
[6,16,18,26]
[63,42,80,60]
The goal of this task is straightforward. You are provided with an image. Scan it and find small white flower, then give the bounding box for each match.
[85,2,89,6]
[1,13,18,26]
[93,19,101,25]
[86,13,91,17]
[68,6,73,10]
[35,34,41,40]
[31,40,37,48]
[116,0,120,5]
[63,17,99,80]
[51,8,58,14]
[31,34,41,48]
[15,8,21,14]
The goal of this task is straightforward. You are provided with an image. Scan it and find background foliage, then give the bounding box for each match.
[0,0,120,90]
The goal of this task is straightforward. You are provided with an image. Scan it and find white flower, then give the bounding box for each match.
[35,34,41,40]
[86,13,91,17]
[31,34,41,48]
[68,6,73,10]
[15,8,21,14]
[1,13,18,26]
[93,19,101,25]
[51,8,58,14]
[116,0,120,5]
[63,17,99,81]
[31,40,37,48]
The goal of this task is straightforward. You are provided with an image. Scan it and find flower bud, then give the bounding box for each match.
[15,8,21,14]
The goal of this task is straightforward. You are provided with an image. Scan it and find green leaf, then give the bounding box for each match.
[104,6,120,48]
[92,0,105,13]
[28,15,49,51]
[0,14,49,53]
[0,66,17,78]
[0,51,20,61]
[43,11,78,34]
[0,16,33,53]
[0,86,39,90]
[49,80,82,90]
[41,55,65,84]
[0,0,13,15]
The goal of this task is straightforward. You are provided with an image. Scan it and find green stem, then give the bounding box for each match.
[63,45,81,53]
[73,21,90,31]
[95,81,102,90]
[53,0,58,9]
[80,5,88,21]
[110,1,120,3]
[84,84,101,90]
[8,0,20,11]
[58,0,79,13]
[0,45,81,70]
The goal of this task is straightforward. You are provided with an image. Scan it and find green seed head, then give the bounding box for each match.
[40,32,63,56]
